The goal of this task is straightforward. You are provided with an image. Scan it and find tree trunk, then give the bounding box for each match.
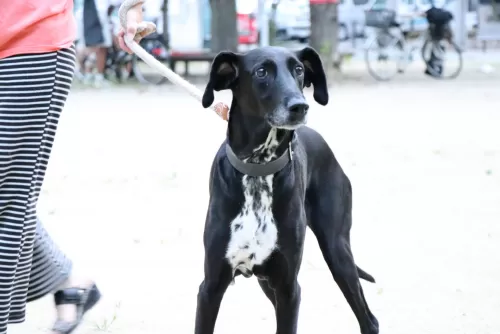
[309,2,339,79]
[162,0,169,49]
[492,0,500,20]
[269,1,280,45]
[210,0,239,53]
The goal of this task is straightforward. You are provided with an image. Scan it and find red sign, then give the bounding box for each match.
[310,0,339,3]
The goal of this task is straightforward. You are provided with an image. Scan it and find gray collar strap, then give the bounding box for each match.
[225,141,293,177]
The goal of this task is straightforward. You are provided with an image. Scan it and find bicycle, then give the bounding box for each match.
[75,42,134,84]
[129,7,170,86]
[75,7,134,85]
[131,25,169,85]
[363,8,463,81]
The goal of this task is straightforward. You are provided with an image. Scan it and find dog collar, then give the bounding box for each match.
[225,141,293,177]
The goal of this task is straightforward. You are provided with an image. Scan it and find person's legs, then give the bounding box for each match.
[82,0,112,87]
[76,45,92,74]
[76,14,94,85]
[94,47,108,77]
[0,47,98,334]
[92,9,113,88]
[27,219,96,334]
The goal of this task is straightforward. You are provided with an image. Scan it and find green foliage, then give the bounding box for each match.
[319,41,332,56]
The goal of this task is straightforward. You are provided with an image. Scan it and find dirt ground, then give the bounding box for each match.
[9,67,500,334]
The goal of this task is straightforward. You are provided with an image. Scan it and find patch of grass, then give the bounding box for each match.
[93,301,122,332]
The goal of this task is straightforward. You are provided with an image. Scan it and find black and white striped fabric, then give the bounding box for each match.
[0,47,75,332]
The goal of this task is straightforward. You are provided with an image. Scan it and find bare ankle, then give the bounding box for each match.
[56,274,94,291]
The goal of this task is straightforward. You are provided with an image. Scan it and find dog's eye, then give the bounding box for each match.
[295,65,304,75]
[255,67,267,78]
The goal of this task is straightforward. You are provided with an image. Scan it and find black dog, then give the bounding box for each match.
[196,46,379,334]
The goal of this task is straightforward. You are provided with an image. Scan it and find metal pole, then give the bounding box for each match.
[458,0,467,50]
[258,0,269,47]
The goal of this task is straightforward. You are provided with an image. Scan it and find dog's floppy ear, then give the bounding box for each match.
[202,51,240,108]
[295,47,328,106]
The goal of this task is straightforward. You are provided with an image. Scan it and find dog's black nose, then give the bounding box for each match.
[287,98,309,114]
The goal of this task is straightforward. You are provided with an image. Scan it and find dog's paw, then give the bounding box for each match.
[362,317,379,334]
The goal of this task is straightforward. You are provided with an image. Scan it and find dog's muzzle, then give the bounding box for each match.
[287,98,309,115]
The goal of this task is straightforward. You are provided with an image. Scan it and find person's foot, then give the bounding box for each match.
[93,73,112,89]
[51,276,101,334]
[82,73,94,86]
[73,70,85,83]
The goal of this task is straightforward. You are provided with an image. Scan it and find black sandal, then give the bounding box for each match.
[52,284,101,334]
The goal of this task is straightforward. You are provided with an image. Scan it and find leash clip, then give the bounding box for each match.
[288,141,293,161]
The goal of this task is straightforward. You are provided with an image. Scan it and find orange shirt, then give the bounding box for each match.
[0,0,76,59]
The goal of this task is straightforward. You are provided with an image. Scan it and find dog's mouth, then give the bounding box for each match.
[271,122,305,130]
[267,106,308,130]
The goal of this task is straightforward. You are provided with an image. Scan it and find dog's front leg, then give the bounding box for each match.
[265,253,302,334]
[273,279,301,334]
[194,219,233,334]
[194,273,232,334]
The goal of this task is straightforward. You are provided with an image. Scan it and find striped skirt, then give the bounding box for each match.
[0,48,75,332]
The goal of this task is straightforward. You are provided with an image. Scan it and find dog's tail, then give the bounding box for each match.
[357,266,376,283]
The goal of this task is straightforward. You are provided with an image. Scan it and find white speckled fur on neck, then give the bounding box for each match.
[226,128,280,281]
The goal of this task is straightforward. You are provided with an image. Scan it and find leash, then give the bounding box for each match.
[123,28,230,121]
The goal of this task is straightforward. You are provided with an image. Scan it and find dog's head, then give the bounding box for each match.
[202,46,328,130]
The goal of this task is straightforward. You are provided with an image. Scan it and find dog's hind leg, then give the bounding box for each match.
[307,178,379,334]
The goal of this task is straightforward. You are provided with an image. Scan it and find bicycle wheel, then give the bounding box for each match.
[132,38,168,85]
[114,52,134,83]
[421,38,462,80]
[365,31,406,81]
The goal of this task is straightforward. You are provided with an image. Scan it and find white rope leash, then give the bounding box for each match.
[123,34,229,121]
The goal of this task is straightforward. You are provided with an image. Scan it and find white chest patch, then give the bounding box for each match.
[226,129,280,278]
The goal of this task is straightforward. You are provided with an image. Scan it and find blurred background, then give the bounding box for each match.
[72,0,500,86]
